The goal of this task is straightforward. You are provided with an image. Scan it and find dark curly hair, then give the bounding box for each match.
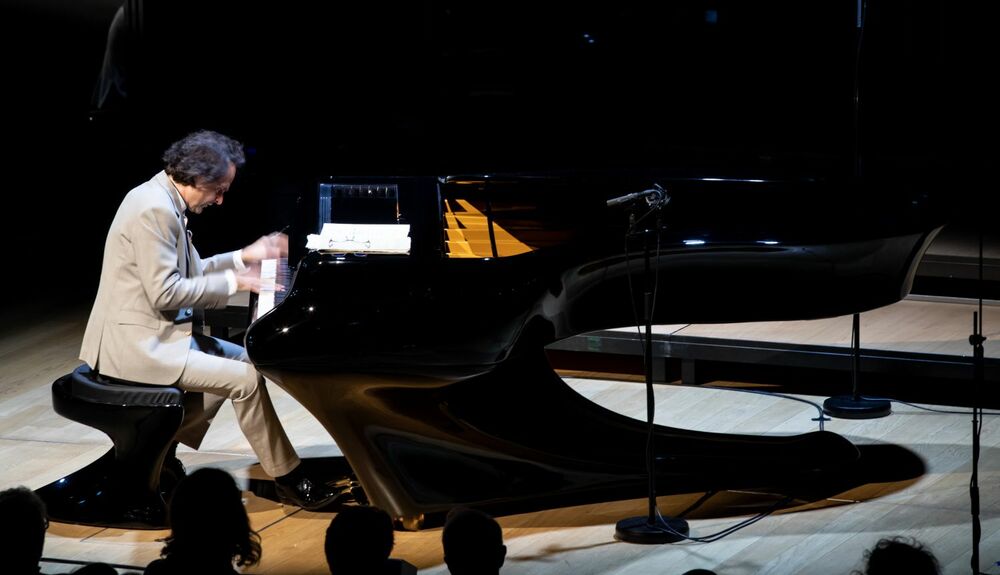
[161,467,261,567]
[858,536,940,575]
[162,130,245,187]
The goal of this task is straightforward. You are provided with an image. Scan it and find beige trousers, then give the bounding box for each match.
[173,333,300,477]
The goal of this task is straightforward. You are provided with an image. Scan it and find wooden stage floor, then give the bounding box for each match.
[1,298,998,574]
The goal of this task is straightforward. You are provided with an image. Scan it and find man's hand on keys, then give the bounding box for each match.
[236,262,285,294]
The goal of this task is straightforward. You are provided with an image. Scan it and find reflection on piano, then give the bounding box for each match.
[246,173,946,528]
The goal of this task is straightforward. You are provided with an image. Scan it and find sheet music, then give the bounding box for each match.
[306,223,410,253]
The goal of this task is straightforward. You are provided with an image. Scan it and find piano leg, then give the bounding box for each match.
[263,349,882,527]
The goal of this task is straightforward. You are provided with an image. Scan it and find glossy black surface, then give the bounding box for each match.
[251,175,944,375]
[36,366,184,529]
[246,174,944,524]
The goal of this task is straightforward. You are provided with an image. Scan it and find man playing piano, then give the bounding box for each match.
[79,129,337,510]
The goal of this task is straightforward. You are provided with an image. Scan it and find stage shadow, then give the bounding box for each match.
[247,440,944,531]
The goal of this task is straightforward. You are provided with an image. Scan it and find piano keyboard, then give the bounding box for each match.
[251,257,290,323]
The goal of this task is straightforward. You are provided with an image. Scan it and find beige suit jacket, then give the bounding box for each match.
[80,171,238,385]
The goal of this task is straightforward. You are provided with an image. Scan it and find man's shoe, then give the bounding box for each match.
[275,476,339,511]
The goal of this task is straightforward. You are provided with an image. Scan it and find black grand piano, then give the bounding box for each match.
[79,0,965,528]
[244,171,944,527]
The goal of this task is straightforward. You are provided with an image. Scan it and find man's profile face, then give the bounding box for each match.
[189,162,236,214]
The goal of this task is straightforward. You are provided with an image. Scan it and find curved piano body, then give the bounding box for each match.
[246,173,945,525]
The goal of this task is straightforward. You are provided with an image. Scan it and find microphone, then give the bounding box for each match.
[606,185,669,207]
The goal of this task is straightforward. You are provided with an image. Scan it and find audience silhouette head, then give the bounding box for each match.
[860,536,940,575]
[0,486,48,575]
[325,505,396,575]
[146,467,260,574]
[442,507,506,575]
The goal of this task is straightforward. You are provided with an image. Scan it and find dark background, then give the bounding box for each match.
[0,0,993,315]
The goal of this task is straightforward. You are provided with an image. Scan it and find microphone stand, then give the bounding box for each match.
[822,313,890,419]
[614,192,689,544]
[821,0,888,420]
[969,227,986,574]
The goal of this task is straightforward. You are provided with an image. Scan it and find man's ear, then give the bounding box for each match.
[498,544,508,568]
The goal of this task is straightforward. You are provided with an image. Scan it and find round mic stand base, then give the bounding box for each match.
[823,313,891,420]
[822,395,891,419]
[615,515,689,544]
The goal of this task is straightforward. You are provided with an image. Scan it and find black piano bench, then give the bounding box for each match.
[35,364,184,529]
